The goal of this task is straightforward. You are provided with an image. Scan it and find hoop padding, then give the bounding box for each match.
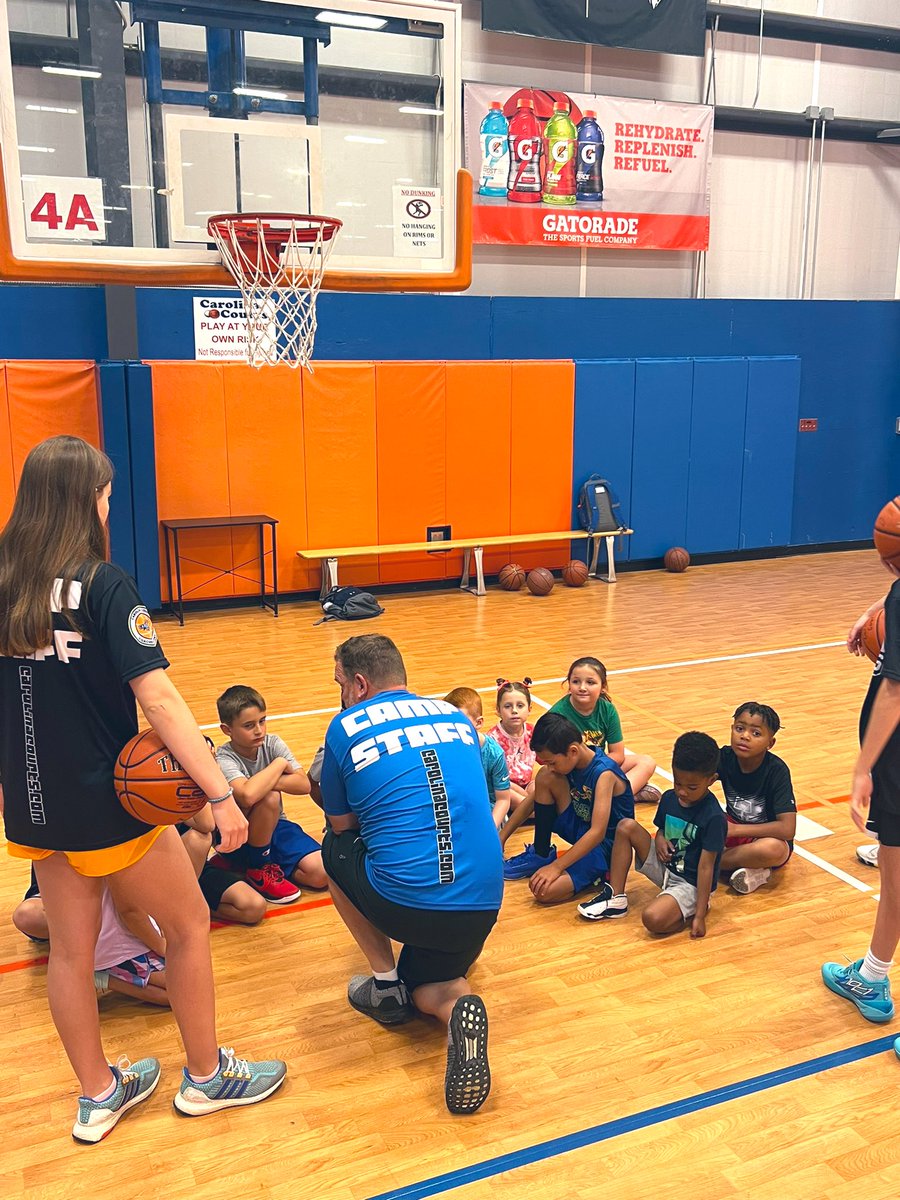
[207,213,342,370]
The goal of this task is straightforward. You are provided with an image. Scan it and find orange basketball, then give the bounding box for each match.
[526,567,555,595]
[498,562,526,591]
[874,497,900,570]
[860,609,886,664]
[562,559,589,587]
[664,547,690,573]
[114,730,207,825]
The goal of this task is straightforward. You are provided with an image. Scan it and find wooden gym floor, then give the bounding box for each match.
[2,549,898,1200]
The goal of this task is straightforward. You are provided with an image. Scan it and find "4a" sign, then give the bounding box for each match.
[21,175,107,242]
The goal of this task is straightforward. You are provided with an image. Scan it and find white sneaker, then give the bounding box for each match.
[856,843,880,868]
[730,866,771,894]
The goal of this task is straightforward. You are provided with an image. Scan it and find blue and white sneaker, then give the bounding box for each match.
[577,884,629,921]
[503,843,557,881]
[821,959,895,1023]
[72,1055,161,1144]
[173,1047,287,1116]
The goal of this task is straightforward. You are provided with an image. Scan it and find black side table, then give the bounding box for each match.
[162,515,278,625]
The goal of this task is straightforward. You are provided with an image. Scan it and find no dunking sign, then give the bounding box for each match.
[392,185,442,258]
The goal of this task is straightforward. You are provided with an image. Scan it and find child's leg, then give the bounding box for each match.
[112,827,219,1078]
[641,894,687,935]
[32,854,109,1097]
[106,971,170,1008]
[720,838,791,871]
[181,827,213,876]
[12,896,49,941]
[532,767,568,855]
[213,881,267,925]
[622,752,656,796]
[870,844,900,963]
[609,818,652,894]
[290,849,328,890]
[234,790,281,870]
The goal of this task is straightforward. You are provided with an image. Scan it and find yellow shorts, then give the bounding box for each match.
[7,825,167,877]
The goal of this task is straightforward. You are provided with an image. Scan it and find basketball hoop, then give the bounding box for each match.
[207,213,342,370]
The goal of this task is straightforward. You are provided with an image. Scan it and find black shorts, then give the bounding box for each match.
[866,794,900,847]
[197,863,245,911]
[322,829,498,993]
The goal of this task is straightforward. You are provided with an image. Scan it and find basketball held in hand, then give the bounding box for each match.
[562,559,589,587]
[498,562,525,591]
[526,567,555,595]
[860,610,886,664]
[664,547,690,573]
[874,497,900,571]
[115,730,207,825]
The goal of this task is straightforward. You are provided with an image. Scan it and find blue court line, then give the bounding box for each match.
[368,1033,897,1200]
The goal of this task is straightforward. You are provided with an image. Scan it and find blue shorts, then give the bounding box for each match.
[553,806,611,894]
[270,817,321,875]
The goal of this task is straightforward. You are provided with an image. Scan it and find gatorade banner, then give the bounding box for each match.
[481,0,707,58]
[464,83,713,252]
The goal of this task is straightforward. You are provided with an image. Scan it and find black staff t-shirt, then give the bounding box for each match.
[860,578,900,814]
[0,563,169,851]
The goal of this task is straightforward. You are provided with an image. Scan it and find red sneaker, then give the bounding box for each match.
[207,853,235,872]
[245,863,301,904]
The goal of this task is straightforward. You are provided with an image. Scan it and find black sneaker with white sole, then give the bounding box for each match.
[445,994,491,1115]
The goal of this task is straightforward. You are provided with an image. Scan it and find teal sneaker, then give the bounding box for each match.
[821,959,895,1023]
[72,1056,161,1144]
[173,1047,287,1116]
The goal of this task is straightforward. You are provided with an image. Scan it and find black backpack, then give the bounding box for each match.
[316,585,384,624]
[576,475,622,534]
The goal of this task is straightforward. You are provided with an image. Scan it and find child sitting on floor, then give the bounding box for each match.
[445,687,511,829]
[486,678,537,813]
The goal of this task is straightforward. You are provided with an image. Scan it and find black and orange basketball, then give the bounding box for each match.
[562,559,589,587]
[498,562,526,591]
[664,547,690,573]
[526,567,555,595]
[114,730,207,825]
[860,610,886,664]
[874,497,900,570]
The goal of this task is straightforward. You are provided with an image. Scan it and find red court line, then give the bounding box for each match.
[2,895,336,975]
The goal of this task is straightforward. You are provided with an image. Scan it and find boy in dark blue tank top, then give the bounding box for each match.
[501,713,634,904]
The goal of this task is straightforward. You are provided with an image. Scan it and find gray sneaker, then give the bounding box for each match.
[347,974,414,1026]
[445,995,491,1115]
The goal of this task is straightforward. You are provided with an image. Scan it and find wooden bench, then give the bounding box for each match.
[297,528,633,598]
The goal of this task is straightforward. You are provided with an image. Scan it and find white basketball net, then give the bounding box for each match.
[207,214,341,370]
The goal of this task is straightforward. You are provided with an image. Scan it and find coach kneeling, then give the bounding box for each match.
[321,634,503,1114]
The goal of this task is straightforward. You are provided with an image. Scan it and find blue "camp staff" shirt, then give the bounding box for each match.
[321,689,504,911]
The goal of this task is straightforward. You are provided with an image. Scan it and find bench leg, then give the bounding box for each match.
[597,535,618,584]
[459,549,471,591]
[320,557,338,600]
[473,546,486,596]
[587,534,602,578]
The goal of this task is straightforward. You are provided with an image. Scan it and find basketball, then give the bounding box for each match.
[114,730,207,825]
[562,559,589,587]
[860,609,886,664]
[498,562,526,591]
[873,497,900,569]
[664,547,691,573]
[526,567,555,595]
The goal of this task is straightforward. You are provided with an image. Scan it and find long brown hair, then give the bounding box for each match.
[0,436,113,656]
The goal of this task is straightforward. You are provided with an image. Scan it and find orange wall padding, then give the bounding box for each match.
[149,359,574,600]
[0,360,100,525]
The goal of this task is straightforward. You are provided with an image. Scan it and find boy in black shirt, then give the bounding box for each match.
[718,703,796,895]
[578,732,726,938]
[823,568,900,1028]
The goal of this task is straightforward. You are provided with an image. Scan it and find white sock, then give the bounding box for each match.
[374,968,399,983]
[859,950,893,983]
[88,1072,117,1103]
[188,1057,221,1084]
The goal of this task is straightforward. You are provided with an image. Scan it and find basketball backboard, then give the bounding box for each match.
[0,0,469,289]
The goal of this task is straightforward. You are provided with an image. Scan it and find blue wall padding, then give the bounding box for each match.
[740,356,801,549]
[124,364,161,610]
[0,284,108,359]
[629,360,693,559]
[687,358,749,554]
[572,360,635,558]
[98,361,136,578]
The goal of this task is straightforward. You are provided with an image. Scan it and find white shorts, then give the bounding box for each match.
[636,842,700,919]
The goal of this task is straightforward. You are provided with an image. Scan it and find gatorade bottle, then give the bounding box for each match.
[478,101,510,197]
[506,97,543,204]
[576,110,604,203]
[542,102,577,206]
